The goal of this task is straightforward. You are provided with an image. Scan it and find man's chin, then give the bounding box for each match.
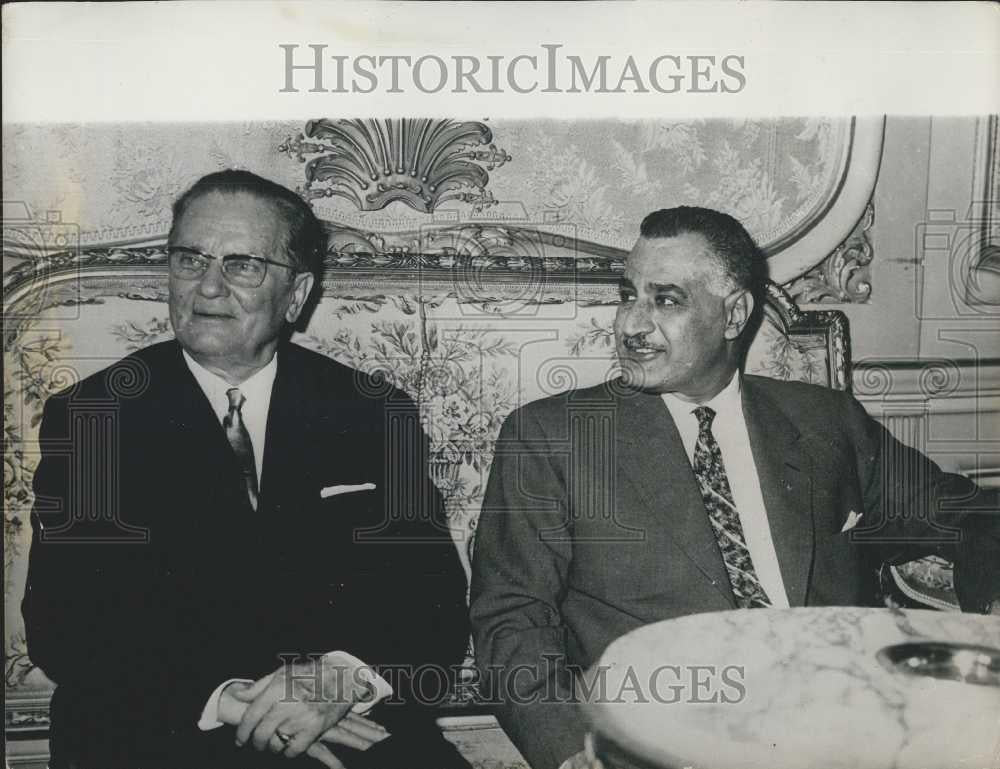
[619,360,664,392]
[175,330,236,359]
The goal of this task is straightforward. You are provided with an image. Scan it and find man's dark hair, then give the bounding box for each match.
[639,206,768,301]
[169,169,326,278]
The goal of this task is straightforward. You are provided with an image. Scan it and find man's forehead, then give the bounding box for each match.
[171,191,285,248]
[176,190,278,224]
[624,232,721,285]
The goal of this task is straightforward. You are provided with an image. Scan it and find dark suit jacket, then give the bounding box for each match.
[22,340,469,768]
[469,375,1000,769]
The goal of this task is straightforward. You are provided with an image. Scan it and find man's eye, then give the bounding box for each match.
[228,259,262,275]
[655,295,677,306]
[618,291,636,303]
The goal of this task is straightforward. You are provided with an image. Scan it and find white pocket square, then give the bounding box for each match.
[840,510,863,533]
[320,483,376,499]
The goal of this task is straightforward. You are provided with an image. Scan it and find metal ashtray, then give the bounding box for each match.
[877,642,1000,687]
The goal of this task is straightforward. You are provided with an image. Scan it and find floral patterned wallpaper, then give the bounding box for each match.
[3,118,849,252]
[478,118,846,248]
[3,121,304,245]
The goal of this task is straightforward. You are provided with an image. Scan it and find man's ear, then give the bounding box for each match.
[285,272,316,324]
[723,288,754,341]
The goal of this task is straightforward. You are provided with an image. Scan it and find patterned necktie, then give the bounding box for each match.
[223,387,259,511]
[692,406,771,609]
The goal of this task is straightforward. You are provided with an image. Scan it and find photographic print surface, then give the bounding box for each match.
[4,3,998,768]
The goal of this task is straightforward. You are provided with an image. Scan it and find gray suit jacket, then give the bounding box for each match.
[470,375,1000,769]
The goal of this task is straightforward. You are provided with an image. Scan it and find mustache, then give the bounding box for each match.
[621,334,667,352]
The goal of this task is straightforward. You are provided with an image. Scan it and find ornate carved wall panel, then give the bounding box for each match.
[284,117,884,288]
[4,117,884,291]
[786,203,874,304]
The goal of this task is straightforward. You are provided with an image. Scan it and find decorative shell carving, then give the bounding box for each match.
[279,118,511,213]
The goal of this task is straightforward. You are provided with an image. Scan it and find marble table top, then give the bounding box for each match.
[582,607,1000,769]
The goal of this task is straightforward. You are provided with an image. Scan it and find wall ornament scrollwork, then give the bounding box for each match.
[785,202,874,304]
[280,119,512,213]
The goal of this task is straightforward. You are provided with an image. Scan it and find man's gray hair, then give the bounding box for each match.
[169,169,326,277]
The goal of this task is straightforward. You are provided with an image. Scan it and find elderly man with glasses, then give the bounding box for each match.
[22,170,470,769]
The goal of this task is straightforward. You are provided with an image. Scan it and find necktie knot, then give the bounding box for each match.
[693,405,716,432]
[226,387,246,414]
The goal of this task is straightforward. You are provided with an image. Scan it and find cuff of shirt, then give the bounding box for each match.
[197,650,393,730]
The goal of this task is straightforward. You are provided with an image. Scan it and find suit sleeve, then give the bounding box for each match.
[470,405,586,769]
[21,392,241,734]
[842,392,1000,611]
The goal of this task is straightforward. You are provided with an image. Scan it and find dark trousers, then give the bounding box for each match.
[49,711,471,769]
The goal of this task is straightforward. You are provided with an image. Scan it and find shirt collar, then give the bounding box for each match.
[660,370,743,426]
[182,350,279,418]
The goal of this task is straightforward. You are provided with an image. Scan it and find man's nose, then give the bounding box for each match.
[196,260,229,298]
[620,300,654,337]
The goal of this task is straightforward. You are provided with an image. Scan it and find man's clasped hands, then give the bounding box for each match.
[217,657,389,769]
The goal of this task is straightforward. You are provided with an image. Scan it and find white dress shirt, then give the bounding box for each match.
[660,372,790,608]
[182,351,275,486]
[181,351,392,729]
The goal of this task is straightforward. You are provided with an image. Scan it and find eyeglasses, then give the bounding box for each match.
[167,246,298,289]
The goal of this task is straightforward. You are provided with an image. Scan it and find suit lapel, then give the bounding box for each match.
[742,377,815,607]
[259,344,353,509]
[617,390,734,606]
[142,343,252,556]
[159,342,241,470]
[260,345,314,509]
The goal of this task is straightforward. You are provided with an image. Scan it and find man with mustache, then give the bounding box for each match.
[470,206,1000,769]
[22,170,470,769]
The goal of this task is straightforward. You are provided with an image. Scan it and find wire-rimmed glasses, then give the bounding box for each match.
[167,245,298,289]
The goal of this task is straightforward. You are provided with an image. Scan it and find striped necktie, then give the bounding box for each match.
[692,406,771,608]
[223,387,259,511]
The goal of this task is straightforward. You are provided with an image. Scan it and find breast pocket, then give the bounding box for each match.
[320,483,377,500]
[313,482,387,540]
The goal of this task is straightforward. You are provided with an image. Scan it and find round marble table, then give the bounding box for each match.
[581,607,1000,769]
